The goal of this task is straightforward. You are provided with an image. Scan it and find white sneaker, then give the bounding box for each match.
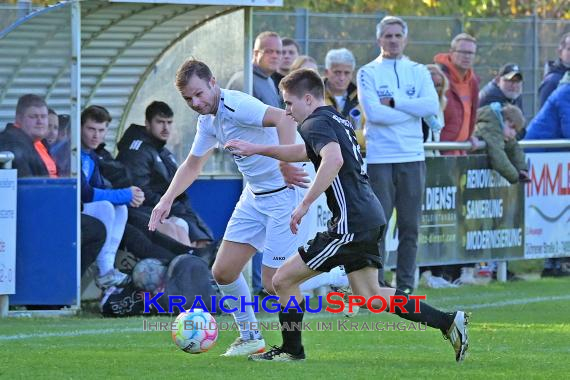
[221,337,266,357]
[96,269,130,289]
[427,275,458,289]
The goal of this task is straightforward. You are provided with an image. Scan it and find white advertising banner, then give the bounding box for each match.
[524,152,570,258]
[0,170,17,294]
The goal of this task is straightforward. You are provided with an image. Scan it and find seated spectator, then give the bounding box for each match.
[0,94,57,177]
[474,103,529,184]
[81,105,144,289]
[538,32,570,108]
[49,113,71,176]
[116,101,214,248]
[81,213,106,276]
[290,55,318,72]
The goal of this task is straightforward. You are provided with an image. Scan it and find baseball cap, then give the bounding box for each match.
[498,63,523,80]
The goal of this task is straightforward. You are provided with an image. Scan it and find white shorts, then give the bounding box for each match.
[224,186,304,268]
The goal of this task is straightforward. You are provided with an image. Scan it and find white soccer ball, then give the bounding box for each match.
[171,309,218,354]
[132,258,166,293]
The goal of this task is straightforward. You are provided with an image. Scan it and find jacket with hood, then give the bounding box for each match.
[538,58,570,108]
[434,53,480,145]
[525,72,570,151]
[116,124,183,208]
[473,104,527,184]
[0,123,48,177]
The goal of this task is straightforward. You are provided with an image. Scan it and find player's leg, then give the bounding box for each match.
[249,253,320,362]
[347,266,469,362]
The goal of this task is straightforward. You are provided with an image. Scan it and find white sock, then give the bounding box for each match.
[217,273,262,340]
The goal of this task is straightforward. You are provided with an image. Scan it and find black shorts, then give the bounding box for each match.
[299,227,384,274]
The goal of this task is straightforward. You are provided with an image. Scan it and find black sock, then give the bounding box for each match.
[278,299,305,355]
[391,289,454,331]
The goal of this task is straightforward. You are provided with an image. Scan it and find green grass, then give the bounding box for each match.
[2,278,570,379]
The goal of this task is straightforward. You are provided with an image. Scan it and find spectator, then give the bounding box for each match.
[50,113,71,176]
[474,103,529,184]
[526,72,570,277]
[228,31,283,108]
[290,55,318,72]
[81,105,144,289]
[0,94,56,177]
[422,64,449,148]
[479,63,524,111]
[116,101,214,248]
[81,213,107,276]
[358,16,439,293]
[538,32,570,108]
[45,108,59,146]
[323,48,364,134]
[272,37,300,87]
[434,33,480,155]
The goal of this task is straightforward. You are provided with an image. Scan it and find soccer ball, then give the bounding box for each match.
[172,309,218,354]
[132,258,166,293]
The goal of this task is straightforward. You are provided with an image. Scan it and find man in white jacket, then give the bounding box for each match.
[357,16,439,293]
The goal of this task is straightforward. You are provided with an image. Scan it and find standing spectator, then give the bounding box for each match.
[116,101,214,248]
[526,72,570,277]
[290,55,318,72]
[434,33,480,155]
[479,63,524,111]
[357,16,439,293]
[228,31,283,108]
[272,37,300,88]
[422,64,449,148]
[0,94,58,177]
[538,32,570,108]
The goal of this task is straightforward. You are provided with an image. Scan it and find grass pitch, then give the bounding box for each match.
[1,277,570,379]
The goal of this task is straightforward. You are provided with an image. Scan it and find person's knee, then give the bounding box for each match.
[211,262,239,285]
[262,277,276,295]
[272,271,293,294]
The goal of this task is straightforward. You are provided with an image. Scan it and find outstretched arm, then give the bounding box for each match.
[224,139,309,162]
[290,142,343,234]
[262,106,297,145]
[148,151,211,230]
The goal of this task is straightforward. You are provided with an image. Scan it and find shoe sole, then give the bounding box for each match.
[457,312,470,362]
[221,346,265,357]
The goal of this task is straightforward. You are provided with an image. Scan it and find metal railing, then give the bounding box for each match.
[0,151,14,169]
[424,139,570,151]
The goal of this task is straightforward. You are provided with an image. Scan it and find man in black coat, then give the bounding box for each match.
[116,101,213,248]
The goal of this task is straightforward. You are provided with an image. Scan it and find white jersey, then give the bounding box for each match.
[190,89,286,193]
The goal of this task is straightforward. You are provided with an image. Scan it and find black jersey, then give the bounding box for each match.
[298,106,386,234]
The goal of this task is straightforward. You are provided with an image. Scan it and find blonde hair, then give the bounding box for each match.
[502,104,525,131]
[426,64,449,112]
[451,33,477,50]
[290,55,318,72]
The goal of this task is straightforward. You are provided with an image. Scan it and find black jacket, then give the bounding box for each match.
[116,124,183,208]
[538,59,570,108]
[478,80,523,111]
[0,123,48,177]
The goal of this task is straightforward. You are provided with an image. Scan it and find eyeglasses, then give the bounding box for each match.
[453,50,476,56]
[433,82,444,88]
[258,48,282,56]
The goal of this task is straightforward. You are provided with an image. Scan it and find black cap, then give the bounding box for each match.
[498,63,523,81]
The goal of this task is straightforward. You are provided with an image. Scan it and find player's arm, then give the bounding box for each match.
[148,151,211,230]
[290,142,343,234]
[224,139,309,162]
[262,106,297,145]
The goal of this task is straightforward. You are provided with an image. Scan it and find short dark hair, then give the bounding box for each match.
[282,37,301,54]
[279,68,324,100]
[48,108,57,116]
[16,94,47,117]
[175,59,213,92]
[81,105,111,127]
[146,101,173,122]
